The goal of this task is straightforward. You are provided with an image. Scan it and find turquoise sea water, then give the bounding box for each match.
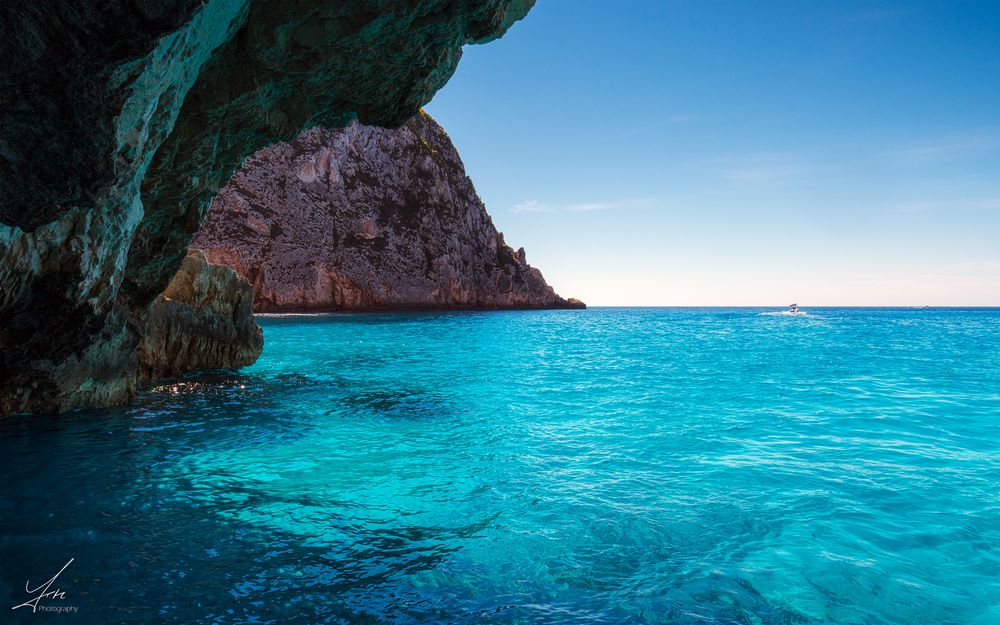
[2,308,999,624]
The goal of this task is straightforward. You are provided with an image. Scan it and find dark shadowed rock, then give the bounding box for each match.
[137,251,262,379]
[0,1,534,414]
[192,112,581,311]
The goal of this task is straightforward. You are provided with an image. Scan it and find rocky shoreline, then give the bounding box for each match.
[126,110,582,391]
[0,3,583,416]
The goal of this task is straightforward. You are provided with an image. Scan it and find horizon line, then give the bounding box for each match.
[574,304,1000,308]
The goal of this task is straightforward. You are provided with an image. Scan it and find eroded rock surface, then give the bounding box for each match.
[0,1,534,414]
[137,251,262,379]
[192,112,579,311]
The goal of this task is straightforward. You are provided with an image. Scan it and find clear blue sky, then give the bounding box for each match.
[426,0,1000,306]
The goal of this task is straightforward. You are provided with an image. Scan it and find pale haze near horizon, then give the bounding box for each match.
[426,1,1000,306]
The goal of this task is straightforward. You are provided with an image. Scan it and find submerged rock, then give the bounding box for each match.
[192,112,583,311]
[0,1,534,414]
[137,251,262,379]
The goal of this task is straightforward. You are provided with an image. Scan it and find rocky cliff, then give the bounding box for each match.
[137,251,262,379]
[192,112,582,311]
[0,1,534,414]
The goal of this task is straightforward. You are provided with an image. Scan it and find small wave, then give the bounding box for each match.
[760,311,812,317]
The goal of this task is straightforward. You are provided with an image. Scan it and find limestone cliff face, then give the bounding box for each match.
[192,112,580,311]
[0,1,534,414]
[137,251,262,380]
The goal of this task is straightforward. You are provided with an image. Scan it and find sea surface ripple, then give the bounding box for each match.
[1,308,998,624]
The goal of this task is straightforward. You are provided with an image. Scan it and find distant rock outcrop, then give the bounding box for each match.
[192,111,581,311]
[137,251,262,380]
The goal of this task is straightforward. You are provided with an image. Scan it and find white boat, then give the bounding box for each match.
[761,304,809,317]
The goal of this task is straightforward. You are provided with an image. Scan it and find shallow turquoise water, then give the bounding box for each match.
[2,308,999,624]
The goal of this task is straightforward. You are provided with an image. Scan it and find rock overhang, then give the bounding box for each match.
[0,0,536,414]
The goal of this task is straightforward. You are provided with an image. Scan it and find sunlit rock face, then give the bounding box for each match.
[0,0,534,414]
[137,251,262,379]
[192,112,579,311]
